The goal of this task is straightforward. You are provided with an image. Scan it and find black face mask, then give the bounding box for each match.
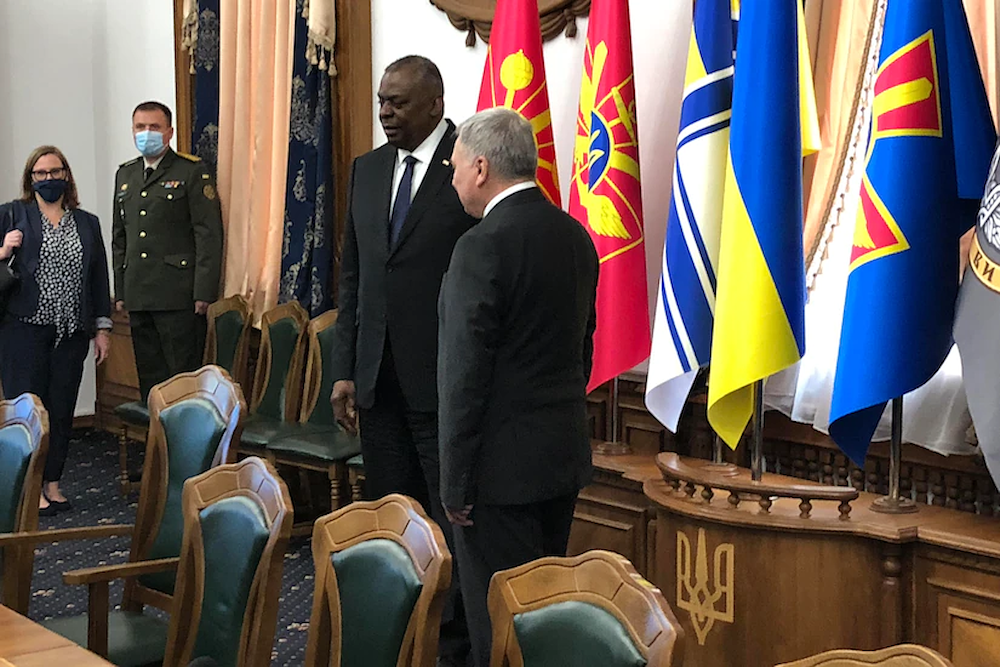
[32,179,68,204]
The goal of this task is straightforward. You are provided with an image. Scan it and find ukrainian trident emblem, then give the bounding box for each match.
[676,528,734,646]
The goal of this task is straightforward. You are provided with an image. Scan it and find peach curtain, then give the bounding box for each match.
[963,0,998,127]
[217,0,296,316]
[801,0,877,271]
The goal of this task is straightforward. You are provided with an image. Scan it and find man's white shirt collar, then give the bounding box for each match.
[396,118,449,167]
[483,181,537,219]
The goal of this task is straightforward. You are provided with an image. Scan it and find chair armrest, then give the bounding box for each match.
[63,557,180,586]
[0,524,134,548]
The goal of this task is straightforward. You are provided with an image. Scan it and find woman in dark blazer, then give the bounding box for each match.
[0,145,112,516]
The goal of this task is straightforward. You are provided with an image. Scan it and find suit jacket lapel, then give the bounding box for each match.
[374,146,395,258]
[24,203,42,273]
[390,121,457,257]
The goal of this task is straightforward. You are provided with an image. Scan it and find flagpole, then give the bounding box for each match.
[871,397,918,513]
[751,379,764,482]
[596,377,631,455]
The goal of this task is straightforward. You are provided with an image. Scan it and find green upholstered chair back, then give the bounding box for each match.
[204,296,252,386]
[333,539,423,667]
[126,367,247,611]
[513,601,647,667]
[487,551,685,667]
[0,394,48,615]
[164,457,293,667]
[305,494,453,667]
[299,310,339,426]
[251,302,308,423]
[214,310,247,375]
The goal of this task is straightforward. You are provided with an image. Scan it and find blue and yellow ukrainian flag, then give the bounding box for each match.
[707,0,820,448]
[830,0,995,465]
[645,0,734,432]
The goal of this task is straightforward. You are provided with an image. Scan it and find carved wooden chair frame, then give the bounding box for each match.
[163,457,293,667]
[304,494,453,667]
[0,393,49,614]
[203,294,253,389]
[248,300,309,422]
[487,549,685,667]
[776,644,954,667]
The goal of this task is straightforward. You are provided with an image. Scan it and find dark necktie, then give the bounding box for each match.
[144,166,153,181]
[389,155,417,248]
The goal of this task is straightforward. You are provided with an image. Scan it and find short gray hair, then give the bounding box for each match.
[456,108,537,181]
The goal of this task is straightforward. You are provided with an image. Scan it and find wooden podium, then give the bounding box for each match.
[641,454,1000,667]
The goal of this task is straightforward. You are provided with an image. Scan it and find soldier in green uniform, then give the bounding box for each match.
[112,101,223,401]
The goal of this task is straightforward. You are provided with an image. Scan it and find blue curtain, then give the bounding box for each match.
[190,0,221,173]
[279,0,335,315]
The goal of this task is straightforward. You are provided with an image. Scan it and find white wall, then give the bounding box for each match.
[0,1,176,416]
[371,0,693,322]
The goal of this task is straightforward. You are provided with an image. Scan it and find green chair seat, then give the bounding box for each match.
[268,428,361,463]
[43,610,169,667]
[346,454,364,469]
[240,416,330,448]
[114,401,150,426]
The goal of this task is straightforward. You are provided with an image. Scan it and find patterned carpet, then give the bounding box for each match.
[27,429,314,666]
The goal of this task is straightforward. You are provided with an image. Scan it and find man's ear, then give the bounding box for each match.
[474,156,489,187]
[431,96,444,118]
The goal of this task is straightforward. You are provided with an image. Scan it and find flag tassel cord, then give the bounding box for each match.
[871,397,919,514]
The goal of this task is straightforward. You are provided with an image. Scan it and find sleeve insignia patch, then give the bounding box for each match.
[204,184,217,200]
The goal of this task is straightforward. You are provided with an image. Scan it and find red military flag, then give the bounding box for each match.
[478,0,560,204]
[568,0,650,393]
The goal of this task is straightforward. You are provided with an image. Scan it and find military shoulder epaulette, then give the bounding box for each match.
[177,151,202,162]
[119,157,142,168]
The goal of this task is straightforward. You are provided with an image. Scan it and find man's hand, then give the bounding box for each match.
[94,330,111,365]
[445,505,474,527]
[115,300,125,312]
[195,300,210,315]
[331,380,358,435]
[0,229,22,260]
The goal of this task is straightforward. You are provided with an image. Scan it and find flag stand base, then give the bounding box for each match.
[870,496,918,514]
[595,441,631,456]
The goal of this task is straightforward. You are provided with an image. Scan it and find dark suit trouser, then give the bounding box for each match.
[454,494,578,667]
[129,309,206,402]
[358,341,470,662]
[0,319,90,482]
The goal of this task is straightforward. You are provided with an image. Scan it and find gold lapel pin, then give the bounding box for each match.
[442,159,451,167]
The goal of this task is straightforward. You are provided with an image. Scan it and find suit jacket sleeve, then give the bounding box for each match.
[111,170,126,302]
[186,162,224,303]
[330,160,360,382]
[88,214,112,321]
[438,231,502,508]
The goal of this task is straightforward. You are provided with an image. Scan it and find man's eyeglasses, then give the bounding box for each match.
[31,168,66,181]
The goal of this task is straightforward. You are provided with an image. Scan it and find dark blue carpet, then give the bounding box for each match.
[28,429,313,666]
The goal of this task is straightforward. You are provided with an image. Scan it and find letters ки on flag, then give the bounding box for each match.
[568,0,650,394]
[478,0,560,204]
[706,0,820,449]
[645,0,735,432]
[956,142,1000,493]
[830,0,996,466]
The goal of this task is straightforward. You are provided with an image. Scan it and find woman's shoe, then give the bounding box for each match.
[48,499,72,512]
[38,503,57,517]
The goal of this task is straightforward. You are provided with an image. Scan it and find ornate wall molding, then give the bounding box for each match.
[429,0,590,46]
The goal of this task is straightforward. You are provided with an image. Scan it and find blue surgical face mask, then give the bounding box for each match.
[135,130,165,158]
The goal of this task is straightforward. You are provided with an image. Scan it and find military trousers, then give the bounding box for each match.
[129,309,206,402]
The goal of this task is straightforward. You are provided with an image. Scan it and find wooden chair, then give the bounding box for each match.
[0,393,48,615]
[305,494,452,667]
[776,645,954,667]
[4,366,248,666]
[239,300,310,456]
[66,457,292,667]
[204,294,253,389]
[487,550,685,667]
[267,309,361,520]
[113,400,149,497]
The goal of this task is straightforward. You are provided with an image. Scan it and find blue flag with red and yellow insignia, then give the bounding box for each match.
[830,0,996,465]
[706,0,819,448]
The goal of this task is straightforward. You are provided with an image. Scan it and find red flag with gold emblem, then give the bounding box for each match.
[477,0,560,204]
[568,0,650,393]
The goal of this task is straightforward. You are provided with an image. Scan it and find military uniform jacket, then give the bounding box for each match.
[112,148,223,311]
